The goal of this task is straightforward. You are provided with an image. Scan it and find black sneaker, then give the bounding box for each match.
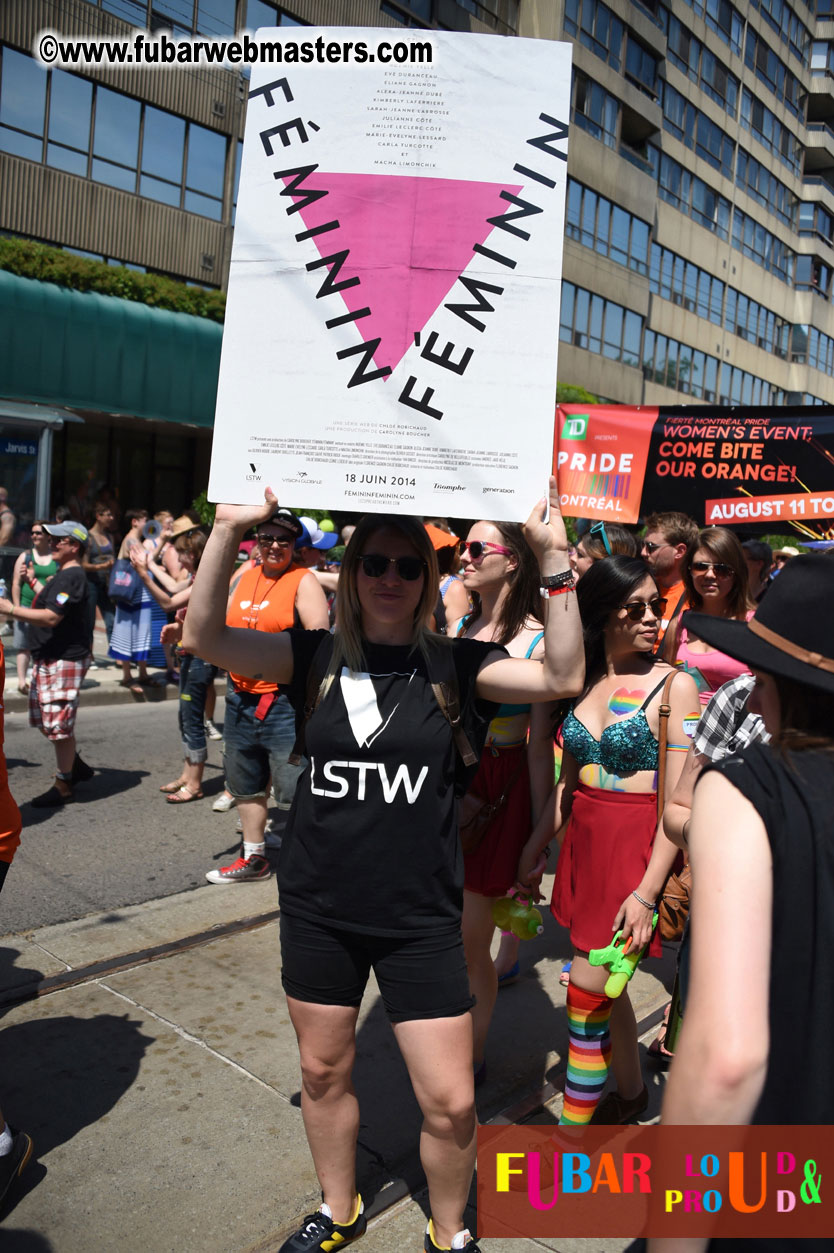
[424,1222,481,1252]
[0,1127,33,1210]
[278,1198,366,1251]
[71,755,95,784]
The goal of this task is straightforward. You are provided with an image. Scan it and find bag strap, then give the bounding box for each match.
[288,633,334,765]
[655,671,676,820]
[426,639,478,767]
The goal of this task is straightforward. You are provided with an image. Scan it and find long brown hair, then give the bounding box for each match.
[683,527,752,619]
[319,515,443,698]
[461,521,542,645]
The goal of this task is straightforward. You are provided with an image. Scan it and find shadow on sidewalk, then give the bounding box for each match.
[17,767,150,830]
[0,1013,154,1223]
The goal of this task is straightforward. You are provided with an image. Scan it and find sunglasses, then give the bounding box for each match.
[31,530,44,537]
[256,534,292,549]
[621,597,667,622]
[691,560,734,579]
[360,553,425,581]
[589,522,612,556]
[460,540,513,561]
[641,540,667,554]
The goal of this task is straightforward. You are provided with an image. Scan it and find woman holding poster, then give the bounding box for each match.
[183,480,583,1253]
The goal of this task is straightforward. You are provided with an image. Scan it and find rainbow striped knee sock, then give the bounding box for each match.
[559,983,613,1125]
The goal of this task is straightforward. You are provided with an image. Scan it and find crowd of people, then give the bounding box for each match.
[0,487,831,1252]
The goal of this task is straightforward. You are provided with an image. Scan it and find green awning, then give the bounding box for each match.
[0,269,222,428]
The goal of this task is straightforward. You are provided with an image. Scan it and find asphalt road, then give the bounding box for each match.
[1,695,282,934]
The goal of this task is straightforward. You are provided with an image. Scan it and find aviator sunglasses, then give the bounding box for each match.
[460,540,513,561]
[621,597,667,622]
[691,560,734,578]
[360,553,426,581]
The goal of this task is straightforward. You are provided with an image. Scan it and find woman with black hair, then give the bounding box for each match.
[184,482,583,1253]
[522,556,698,1125]
[452,519,558,1080]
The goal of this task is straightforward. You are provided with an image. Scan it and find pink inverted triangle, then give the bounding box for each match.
[284,172,522,375]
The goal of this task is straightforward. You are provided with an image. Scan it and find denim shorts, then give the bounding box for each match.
[222,684,303,806]
[178,654,218,763]
[280,912,474,1023]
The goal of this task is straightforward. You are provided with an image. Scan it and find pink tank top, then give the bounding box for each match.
[675,626,751,705]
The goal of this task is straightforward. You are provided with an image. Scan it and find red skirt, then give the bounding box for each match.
[550,783,662,958]
[463,743,531,898]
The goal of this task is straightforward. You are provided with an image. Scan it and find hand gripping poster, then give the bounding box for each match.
[209,30,572,520]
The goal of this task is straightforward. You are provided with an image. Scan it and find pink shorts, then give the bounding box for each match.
[29,657,90,740]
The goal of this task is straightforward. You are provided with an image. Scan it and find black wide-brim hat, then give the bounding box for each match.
[684,553,834,698]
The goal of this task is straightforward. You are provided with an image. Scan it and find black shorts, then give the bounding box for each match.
[280,912,474,1023]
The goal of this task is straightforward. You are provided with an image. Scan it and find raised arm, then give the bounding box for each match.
[181,494,294,683]
[131,552,192,613]
[475,477,583,704]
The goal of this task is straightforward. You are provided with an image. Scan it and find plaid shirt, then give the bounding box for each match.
[693,674,769,761]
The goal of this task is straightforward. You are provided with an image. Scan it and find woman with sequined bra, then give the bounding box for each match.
[521,556,699,1126]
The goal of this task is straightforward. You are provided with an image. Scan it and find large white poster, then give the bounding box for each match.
[210,29,572,520]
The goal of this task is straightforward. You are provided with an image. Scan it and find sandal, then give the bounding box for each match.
[30,783,72,809]
[166,785,204,804]
[590,1085,649,1125]
[647,1026,675,1066]
[159,779,187,794]
[497,960,520,987]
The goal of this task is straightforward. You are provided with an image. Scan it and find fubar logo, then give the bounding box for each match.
[561,414,589,440]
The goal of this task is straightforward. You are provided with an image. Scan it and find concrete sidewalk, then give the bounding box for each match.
[0,871,675,1252]
[3,618,225,715]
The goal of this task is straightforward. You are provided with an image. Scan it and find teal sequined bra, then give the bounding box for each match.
[562,674,669,775]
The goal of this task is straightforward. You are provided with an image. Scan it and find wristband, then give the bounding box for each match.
[539,569,574,590]
[632,889,656,910]
[540,582,576,598]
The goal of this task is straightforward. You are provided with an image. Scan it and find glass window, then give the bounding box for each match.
[602,302,623,359]
[566,179,582,239]
[48,70,92,153]
[623,310,642,365]
[588,294,604,353]
[0,49,46,158]
[704,356,718,401]
[654,335,667,385]
[574,287,590,347]
[690,350,705,398]
[666,338,679,388]
[140,173,180,206]
[186,122,225,198]
[184,189,223,219]
[560,281,575,341]
[643,328,655,378]
[93,85,140,167]
[197,0,236,35]
[631,220,649,274]
[596,197,610,253]
[142,105,185,184]
[709,276,724,324]
[581,187,596,248]
[610,207,629,266]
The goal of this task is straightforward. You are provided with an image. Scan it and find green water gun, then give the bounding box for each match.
[588,913,658,997]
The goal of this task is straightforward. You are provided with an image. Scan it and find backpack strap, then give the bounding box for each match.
[655,672,677,820]
[426,639,478,767]
[288,633,334,765]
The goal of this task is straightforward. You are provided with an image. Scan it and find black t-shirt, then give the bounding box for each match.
[29,566,92,662]
[278,629,503,937]
[703,742,834,1125]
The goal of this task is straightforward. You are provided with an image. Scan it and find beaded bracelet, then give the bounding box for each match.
[632,889,656,910]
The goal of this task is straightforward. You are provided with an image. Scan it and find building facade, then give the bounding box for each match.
[0,0,832,529]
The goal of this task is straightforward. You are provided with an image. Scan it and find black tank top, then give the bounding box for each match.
[704,742,834,1125]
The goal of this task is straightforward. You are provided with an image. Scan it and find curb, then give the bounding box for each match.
[4,674,226,714]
